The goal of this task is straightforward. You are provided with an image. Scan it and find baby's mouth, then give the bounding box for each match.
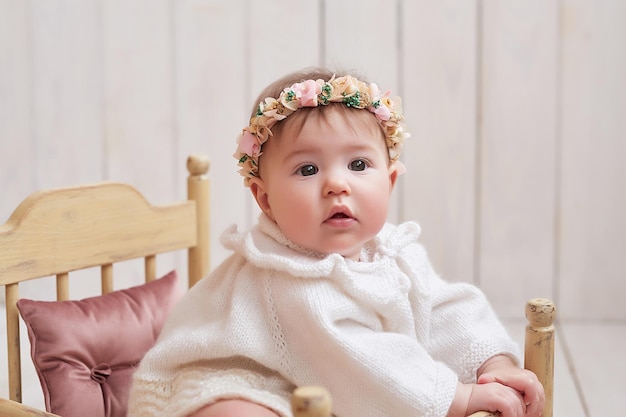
[325,207,355,223]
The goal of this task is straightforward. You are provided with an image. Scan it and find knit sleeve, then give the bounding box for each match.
[271,277,459,417]
[419,255,521,383]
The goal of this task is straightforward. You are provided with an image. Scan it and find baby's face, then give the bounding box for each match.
[249,107,399,260]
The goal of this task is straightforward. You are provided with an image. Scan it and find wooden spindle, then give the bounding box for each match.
[6,283,21,403]
[145,254,156,282]
[101,263,113,294]
[525,298,556,417]
[187,154,210,287]
[291,386,332,417]
[56,272,69,301]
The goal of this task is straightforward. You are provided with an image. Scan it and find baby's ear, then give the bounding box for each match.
[388,160,405,190]
[249,177,274,220]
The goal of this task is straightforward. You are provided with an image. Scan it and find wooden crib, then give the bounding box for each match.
[0,154,555,417]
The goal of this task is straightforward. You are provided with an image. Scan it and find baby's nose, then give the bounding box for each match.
[323,173,350,196]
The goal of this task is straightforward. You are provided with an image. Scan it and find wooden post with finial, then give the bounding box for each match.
[291,386,332,417]
[525,298,556,417]
[186,154,210,287]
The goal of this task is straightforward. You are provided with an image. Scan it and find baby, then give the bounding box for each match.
[128,67,544,417]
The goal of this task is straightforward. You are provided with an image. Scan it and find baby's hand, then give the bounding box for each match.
[477,355,545,417]
[465,382,526,417]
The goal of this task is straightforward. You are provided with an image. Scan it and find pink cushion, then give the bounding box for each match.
[16,270,181,417]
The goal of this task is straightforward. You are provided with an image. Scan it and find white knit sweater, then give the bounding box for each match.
[128,215,519,417]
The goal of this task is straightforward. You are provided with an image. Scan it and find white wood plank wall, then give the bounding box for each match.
[1,0,624,321]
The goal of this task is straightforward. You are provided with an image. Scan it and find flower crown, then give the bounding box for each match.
[234,74,409,185]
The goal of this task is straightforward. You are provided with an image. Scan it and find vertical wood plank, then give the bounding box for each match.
[247,1,321,102]
[401,0,478,284]
[0,9,41,378]
[174,0,248,269]
[30,0,105,302]
[102,0,175,204]
[325,0,399,89]
[246,0,322,228]
[31,0,103,189]
[0,0,34,225]
[102,0,177,285]
[3,1,104,303]
[480,0,559,317]
[325,0,402,223]
[559,0,626,320]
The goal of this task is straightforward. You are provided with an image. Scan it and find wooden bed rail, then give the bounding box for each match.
[1,154,210,412]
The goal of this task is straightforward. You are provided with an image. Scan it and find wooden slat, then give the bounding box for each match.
[479,1,558,316]
[0,0,34,227]
[102,0,175,206]
[31,0,102,191]
[56,272,69,301]
[325,0,401,224]
[144,255,156,282]
[559,0,626,320]
[0,182,196,285]
[246,0,320,229]
[5,284,21,403]
[173,0,247,270]
[101,0,179,285]
[101,263,113,294]
[401,0,478,284]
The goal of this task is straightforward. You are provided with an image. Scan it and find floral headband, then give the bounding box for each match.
[234,74,409,185]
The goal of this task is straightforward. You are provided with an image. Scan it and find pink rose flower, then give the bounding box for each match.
[374,105,391,121]
[291,79,320,107]
[238,131,261,156]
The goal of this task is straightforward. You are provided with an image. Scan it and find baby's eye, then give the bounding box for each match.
[298,164,318,176]
[349,159,368,171]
